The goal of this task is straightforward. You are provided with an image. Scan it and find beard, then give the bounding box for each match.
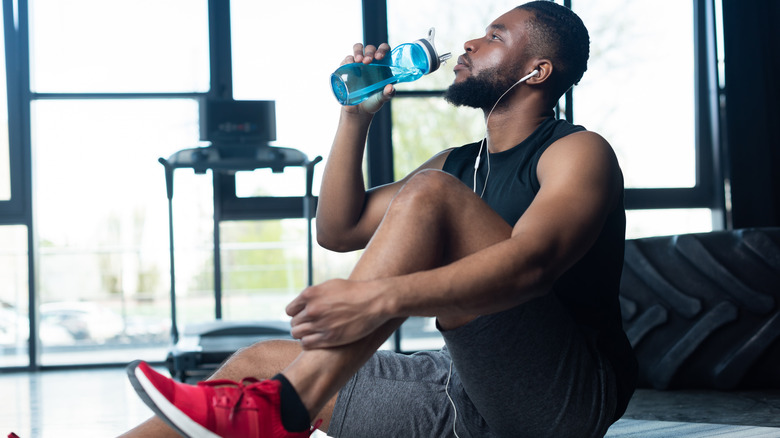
[444,65,522,110]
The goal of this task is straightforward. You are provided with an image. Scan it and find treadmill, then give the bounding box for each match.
[159,100,320,381]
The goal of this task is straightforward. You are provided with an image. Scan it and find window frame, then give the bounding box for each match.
[1,0,27,223]
[1,0,35,371]
[617,0,725,223]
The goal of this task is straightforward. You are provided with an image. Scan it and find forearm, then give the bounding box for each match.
[376,135,619,319]
[316,109,375,249]
[381,236,557,320]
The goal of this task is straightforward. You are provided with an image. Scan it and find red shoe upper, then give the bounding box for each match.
[136,361,318,438]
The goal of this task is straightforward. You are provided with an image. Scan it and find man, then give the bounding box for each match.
[123,2,637,437]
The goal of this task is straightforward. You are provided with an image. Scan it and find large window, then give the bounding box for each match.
[228,0,364,310]
[32,100,206,365]
[0,226,28,367]
[1,0,30,368]
[230,0,362,194]
[574,0,714,238]
[575,1,695,188]
[389,0,714,240]
[386,0,721,350]
[1,0,728,368]
[26,0,210,365]
[29,0,209,93]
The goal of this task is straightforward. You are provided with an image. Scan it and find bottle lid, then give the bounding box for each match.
[414,28,452,74]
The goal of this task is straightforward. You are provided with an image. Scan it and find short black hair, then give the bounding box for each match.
[516,1,590,97]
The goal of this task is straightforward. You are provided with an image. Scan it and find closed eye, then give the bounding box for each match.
[486,23,507,41]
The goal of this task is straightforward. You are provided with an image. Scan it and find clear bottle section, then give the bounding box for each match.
[330,28,451,106]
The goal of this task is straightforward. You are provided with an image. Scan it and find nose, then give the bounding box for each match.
[464,37,478,52]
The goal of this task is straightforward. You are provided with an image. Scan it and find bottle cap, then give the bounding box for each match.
[414,28,452,74]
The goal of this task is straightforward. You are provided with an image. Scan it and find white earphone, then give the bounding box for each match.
[472,69,540,195]
[516,69,540,84]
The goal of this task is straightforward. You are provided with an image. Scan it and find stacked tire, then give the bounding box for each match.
[619,228,780,389]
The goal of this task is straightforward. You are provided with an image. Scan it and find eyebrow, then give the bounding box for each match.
[487,23,508,32]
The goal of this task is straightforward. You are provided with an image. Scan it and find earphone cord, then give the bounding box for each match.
[473,70,537,197]
[474,138,490,199]
[445,359,460,438]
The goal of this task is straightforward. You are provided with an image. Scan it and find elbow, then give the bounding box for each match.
[316,226,363,253]
[316,233,350,253]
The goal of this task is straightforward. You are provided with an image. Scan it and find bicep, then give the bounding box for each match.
[510,132,622,278]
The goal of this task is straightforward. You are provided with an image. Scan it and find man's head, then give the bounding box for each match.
[516,1,590,97]
[444,1,589,110]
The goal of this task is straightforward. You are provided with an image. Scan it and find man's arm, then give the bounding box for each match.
[316,40,455,252]
[315,106,450,252]
[385,131,623,318]
[288,131,622,348]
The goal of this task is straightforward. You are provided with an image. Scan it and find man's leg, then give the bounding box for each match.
[280,170,512,420]
[120,340,337,437]
[282,169,618,438]
[127,170,511,436]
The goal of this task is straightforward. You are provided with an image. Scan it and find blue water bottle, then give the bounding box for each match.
[331,28,452,106]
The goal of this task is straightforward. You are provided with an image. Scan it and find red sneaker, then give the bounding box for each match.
[126,360,320,438]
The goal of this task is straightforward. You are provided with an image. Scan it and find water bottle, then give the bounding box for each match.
[331,28,452,106]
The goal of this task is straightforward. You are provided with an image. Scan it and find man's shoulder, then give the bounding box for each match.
[444,141,483,160]
[535,123,613,168]
[550,129,611,152]
[538,129,622,190]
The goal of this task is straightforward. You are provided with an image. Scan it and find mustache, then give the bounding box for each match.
[458,53,473,69]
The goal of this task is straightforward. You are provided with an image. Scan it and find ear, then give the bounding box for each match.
[525,59,553,85]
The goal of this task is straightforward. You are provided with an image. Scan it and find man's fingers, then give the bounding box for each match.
[374,42,391,59]
[285,294,306,317]
[299,334,325,350]
[289,307,309,328]
[350,42,391,65]
[383,84,396,99]
[361,44,379,63]
[353,43,366,63]
[290,321,315,340]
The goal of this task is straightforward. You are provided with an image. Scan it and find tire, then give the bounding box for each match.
[619,228,780,390]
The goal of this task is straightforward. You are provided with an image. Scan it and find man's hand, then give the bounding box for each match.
[341,43,396,114]
[286,278,390,349]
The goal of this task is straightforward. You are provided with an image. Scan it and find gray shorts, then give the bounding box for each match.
[327,294,619,438]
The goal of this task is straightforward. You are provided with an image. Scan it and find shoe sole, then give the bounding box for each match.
[126,360,221,438]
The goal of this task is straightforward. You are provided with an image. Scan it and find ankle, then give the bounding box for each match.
[272,374,311,432]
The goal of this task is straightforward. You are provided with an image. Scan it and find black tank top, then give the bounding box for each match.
[442,116,637,417]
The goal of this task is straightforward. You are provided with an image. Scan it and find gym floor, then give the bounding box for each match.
[2,367,779,438]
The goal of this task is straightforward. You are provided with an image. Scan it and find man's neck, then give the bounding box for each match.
[483,99,554,153]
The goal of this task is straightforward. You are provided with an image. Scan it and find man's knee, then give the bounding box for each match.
[245,339,301,366]
[408,168,461,190]
[395,169,466,208]
[217,339,301,381]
